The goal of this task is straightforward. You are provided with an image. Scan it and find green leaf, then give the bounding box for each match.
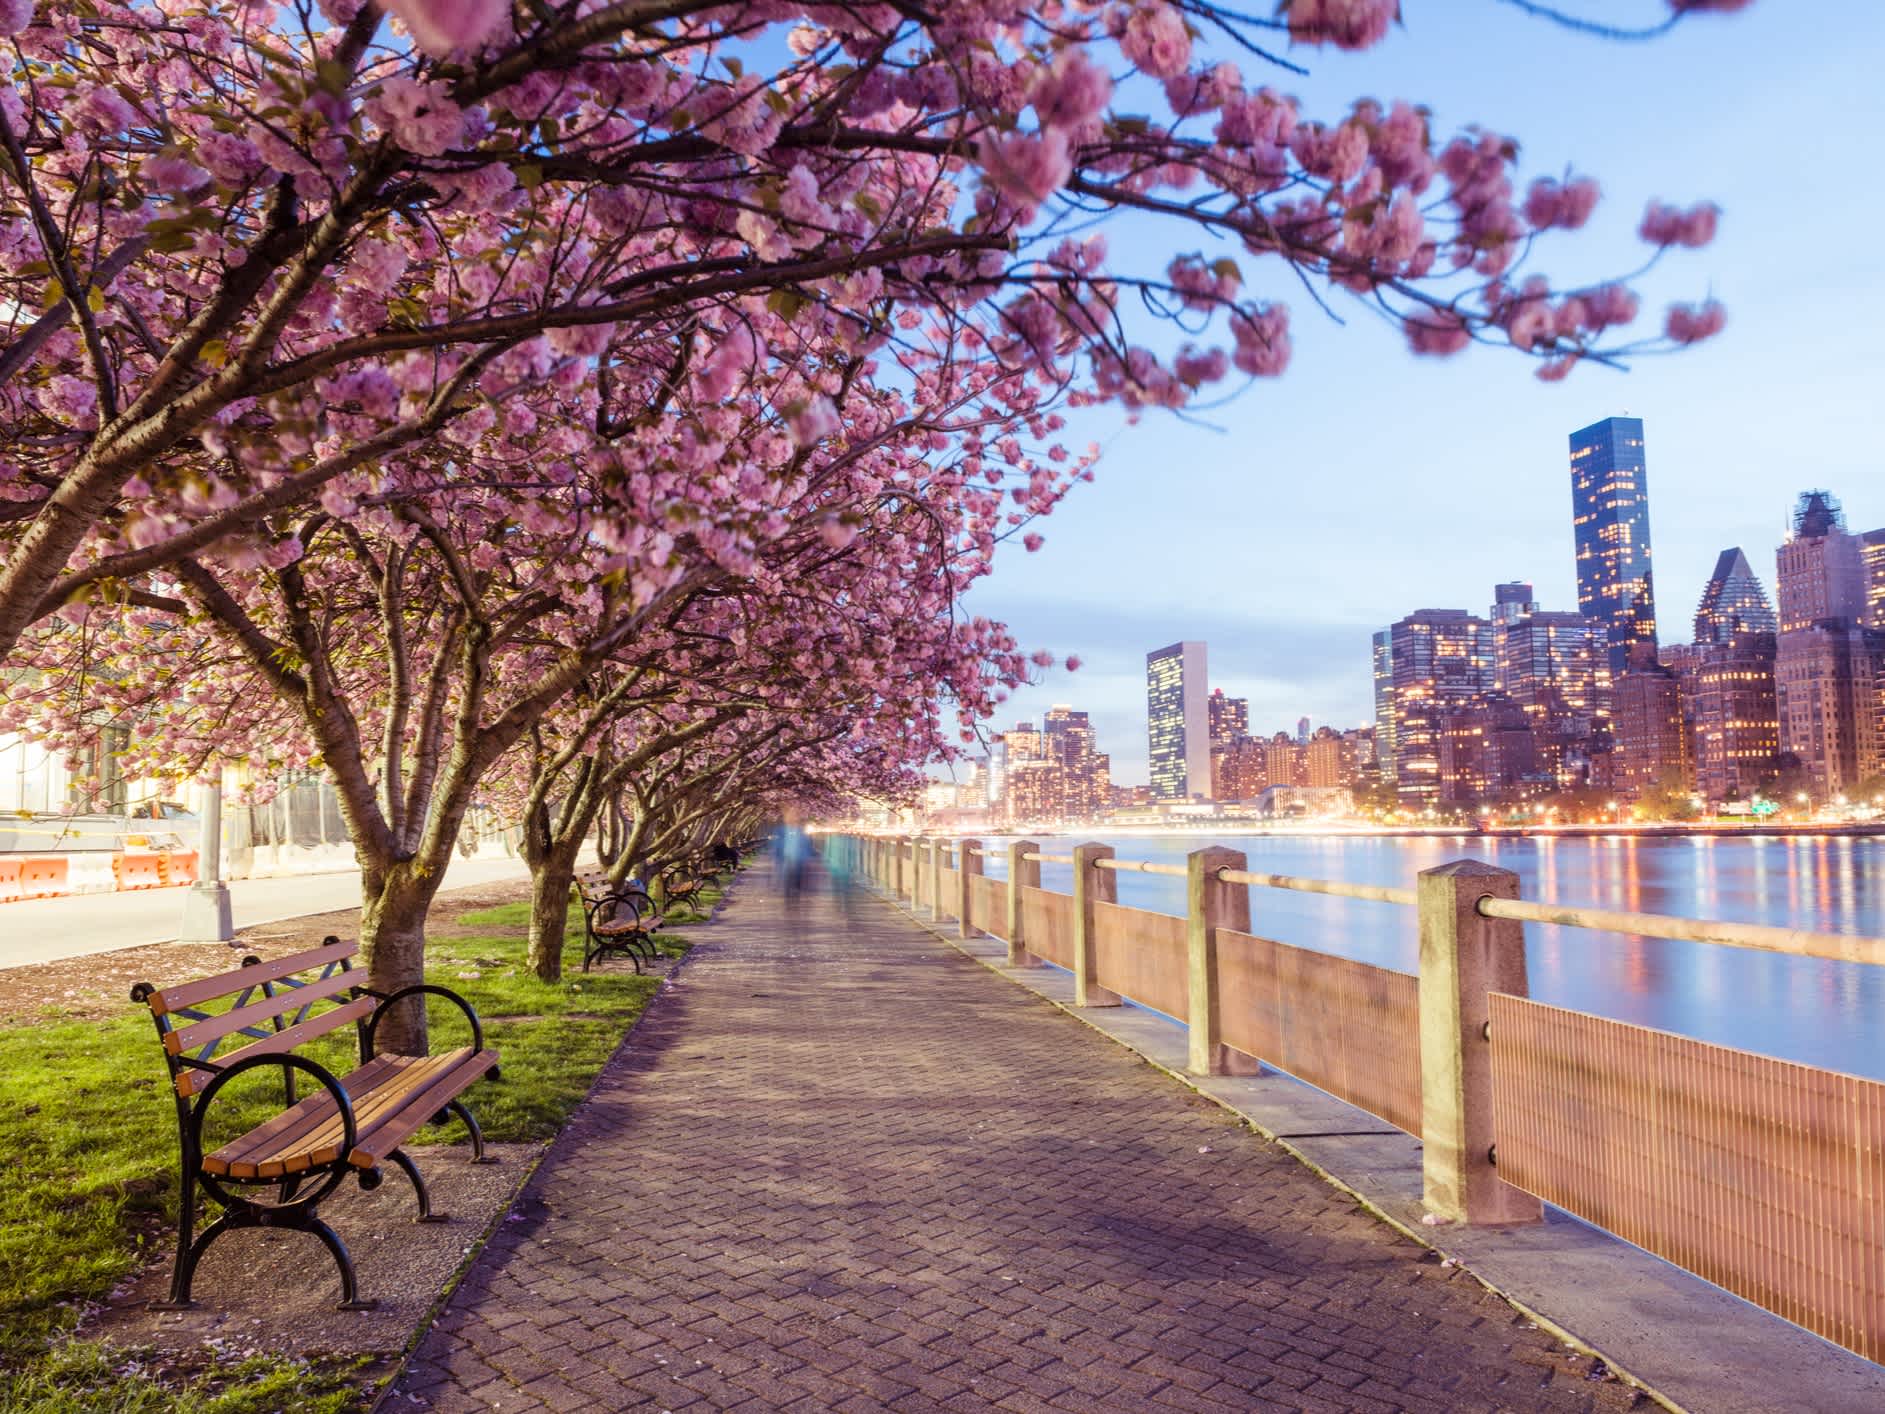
[86,287,106,314]
[516,163,543,190]
[200,339,228,368]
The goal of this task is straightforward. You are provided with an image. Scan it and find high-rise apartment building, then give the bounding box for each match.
[1371,629,1397,787]
[1042,704,1110,820]
[1305,725,1359,789]
[1213,736,1269,800]
[1863,529,1885,629]
[1146,641,1212,800]
[1569,415,1658,675]
[1689,631,1779,802]
[1389,610,1494,806]
[1486,581,1608,784]
[1438,694,1536,805]
[1614,648,1691,798]
[1207,689,1248,747]
[1776,492,1867,630]
[1693,547,1777,643]
[1774,492,1885,799]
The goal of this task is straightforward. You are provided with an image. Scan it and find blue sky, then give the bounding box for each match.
[959,1,1885,786]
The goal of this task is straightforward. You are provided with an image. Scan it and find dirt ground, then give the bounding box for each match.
[88,1139,542,1362]
[0,879,533,1025]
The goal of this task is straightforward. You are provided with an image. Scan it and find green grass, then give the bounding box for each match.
[0,882,722,1412]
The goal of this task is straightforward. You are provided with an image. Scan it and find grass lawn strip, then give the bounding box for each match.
[0,879,725,1413]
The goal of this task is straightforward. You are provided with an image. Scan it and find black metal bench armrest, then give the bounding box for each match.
[190,1053,357,1168]
[359,983,486,1061]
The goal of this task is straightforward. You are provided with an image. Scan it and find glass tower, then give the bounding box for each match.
[1693,547,1777,644]
[1371,629,1397,787]
[1569,416,1657,676]
[1146,641,1211,800]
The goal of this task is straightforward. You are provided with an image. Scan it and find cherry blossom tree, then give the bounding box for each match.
[0,0,1747,671]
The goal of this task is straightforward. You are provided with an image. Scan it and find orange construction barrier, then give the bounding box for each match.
[158,851,199,886]
[20,855,69,899]
[0,858,21,903]
[113,852,166,891]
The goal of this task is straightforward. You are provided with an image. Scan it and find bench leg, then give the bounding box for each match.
[151,1168,202,1310]
[447,1098,499,1164]
[388,1149,448,1223]
[309,1215,377,1311]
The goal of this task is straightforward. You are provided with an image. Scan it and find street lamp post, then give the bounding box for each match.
[178,774,235,946]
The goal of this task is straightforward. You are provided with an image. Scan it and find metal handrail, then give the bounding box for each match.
[1217,868,1417,907]
[1023,851,1076,864]
[1477,896,1885,968]
[1093,858,1187,878]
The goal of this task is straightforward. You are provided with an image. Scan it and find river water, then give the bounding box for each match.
[968,832,1885,1082]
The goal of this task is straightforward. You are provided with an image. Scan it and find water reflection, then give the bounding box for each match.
[978,834,1885,1081]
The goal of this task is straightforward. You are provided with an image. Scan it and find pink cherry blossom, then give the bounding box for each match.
[0,0,33,37]
[1032,50,1113,132]
[383,0,509,58]
[1119,4,1193,79]
[976,129,1072,213]
[1664,299,1726,343]
[365,78,467,157]
[1523,176,1600,231]
[1287,0,1400,51]
[1639,200,1720,247]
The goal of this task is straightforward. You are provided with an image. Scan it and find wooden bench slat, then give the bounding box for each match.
[346,1049,499,1168]
[203,1048,495,1178]
[150,939,356,1016]
[165,966,359,1056]
[176,994,376,1098]
[201,1053,405,1177]
[250,1052,470,1173]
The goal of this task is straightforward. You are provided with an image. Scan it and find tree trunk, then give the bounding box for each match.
[527,835,585,981]
[359,865,445,1055]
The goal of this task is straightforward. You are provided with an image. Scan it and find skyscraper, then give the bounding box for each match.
[1043,704,1110,819]
[1689,631,1779,802]
[1614,648,1690,799]
[1693,547,1777,643]
[1486,582,1608,785]
[1389,610,1494,806]
[1776,491,1866,630]
[1863,529,1885,629]
[1207,689,1248,747]
[1569,415,1658,675]
[1371,629,1397,787]
[1146,641,1211,801]
[1774,491,1885,799]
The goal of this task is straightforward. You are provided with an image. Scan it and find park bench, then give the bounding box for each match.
[658,868,711,912]
[131,938,499,1311]
[577,876,664,973]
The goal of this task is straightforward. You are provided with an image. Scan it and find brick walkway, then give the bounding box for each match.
[390,863,1640,1413]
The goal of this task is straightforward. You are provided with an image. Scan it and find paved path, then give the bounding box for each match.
[391,863,1639,1413]
[0,854,529,969]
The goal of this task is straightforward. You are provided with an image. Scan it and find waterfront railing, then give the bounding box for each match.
[827,831,1885,1367]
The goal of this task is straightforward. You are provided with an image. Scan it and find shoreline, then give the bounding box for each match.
[968,822,1885,842]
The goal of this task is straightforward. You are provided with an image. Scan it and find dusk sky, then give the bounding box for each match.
[954,1,1885,787]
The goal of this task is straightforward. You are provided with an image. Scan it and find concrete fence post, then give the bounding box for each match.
[958,838,981,938]
[1417,860,1540,1226]
[892,837,906,900]
[1006,839,1039,966]
[1072,843,1119,1008]
[1187,847,1260,1076]
[930,838,947,919]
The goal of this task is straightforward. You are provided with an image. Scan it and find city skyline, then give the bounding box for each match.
[961,2,1885,785]
[950,457,1882,791]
